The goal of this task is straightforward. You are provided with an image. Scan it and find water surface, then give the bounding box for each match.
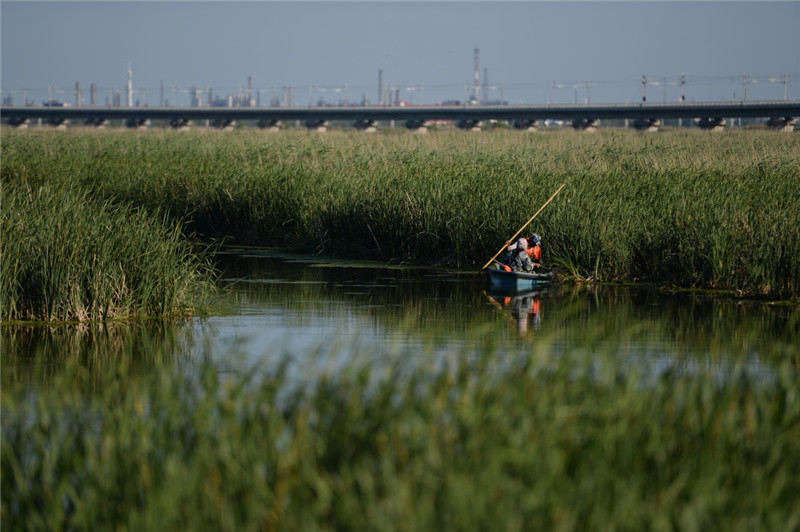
[3,249,796,388]
[206,251,795,374]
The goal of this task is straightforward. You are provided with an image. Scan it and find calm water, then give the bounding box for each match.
[3,249,797,387]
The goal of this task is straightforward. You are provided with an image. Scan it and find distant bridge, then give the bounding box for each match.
[2,100,798,131]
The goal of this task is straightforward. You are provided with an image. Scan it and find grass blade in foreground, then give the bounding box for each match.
[2,333,799,530]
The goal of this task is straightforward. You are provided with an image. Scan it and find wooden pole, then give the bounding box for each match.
[479,183,566,272]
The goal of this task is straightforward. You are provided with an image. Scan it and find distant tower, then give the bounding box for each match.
[473,47,480,102]
[126,63,133,107]
[482,68,489,104]
[378,69,383,105]
[90,83,97,106]
[190,87,202,107]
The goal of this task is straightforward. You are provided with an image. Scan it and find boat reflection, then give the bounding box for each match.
[485,288,546,334]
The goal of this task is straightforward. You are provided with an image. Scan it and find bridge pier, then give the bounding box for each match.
[213,119,236,131]
[353,119,378,132]
[169,118,192,130]
[7,117,30,129]
[572,118,598,132]
[513,119,539,131]
[305,119,329,132]
[767,116,797,132]
[695,117,726,131]
[404,119,428,133]
[45,117,69,130]
[84,118,109,129]
[457,119,483,131]
[632,118,661,132]
[258,119,281,132]
[125,118,150,130]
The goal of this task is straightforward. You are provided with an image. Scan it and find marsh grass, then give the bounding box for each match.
[2,332,799,530]
[2,128,798,296]
[1,181,215,322]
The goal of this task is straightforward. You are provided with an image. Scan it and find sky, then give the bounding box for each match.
[2,1,799,107]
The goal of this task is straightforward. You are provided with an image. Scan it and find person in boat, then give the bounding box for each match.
[505,236,536,272]
[528,233,543,269]
[502,233,543,272]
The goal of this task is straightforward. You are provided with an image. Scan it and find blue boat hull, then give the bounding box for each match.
[487,267,553,293]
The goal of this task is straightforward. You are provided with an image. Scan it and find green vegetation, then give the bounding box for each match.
[2,127,798,529]
[2,128,798,305]
[0,180,215,322]
[3,331,799,530]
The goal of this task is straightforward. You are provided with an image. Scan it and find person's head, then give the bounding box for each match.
[530,233,542,247]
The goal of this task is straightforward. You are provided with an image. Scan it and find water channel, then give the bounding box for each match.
[4,249,797,391]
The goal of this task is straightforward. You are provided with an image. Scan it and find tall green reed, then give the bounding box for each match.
[2,128,798,296]
[1,181,214,322]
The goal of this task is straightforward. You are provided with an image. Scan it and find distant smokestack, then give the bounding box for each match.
[482,68,489,104]
[378,69,383,105]
[473,47,480,102]
[126,63,133,107]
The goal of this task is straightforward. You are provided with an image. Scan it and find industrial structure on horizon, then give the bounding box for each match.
[2,49,798,132]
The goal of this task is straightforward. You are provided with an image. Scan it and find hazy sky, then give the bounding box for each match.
[2,1,798,106]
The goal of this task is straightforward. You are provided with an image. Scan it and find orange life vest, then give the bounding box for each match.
[527,245,542,262]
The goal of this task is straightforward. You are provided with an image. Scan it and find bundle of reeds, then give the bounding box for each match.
[1,180,214,321]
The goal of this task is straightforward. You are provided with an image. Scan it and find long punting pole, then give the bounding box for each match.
[479,183,566,272]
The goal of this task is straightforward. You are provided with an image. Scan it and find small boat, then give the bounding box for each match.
[487,263,554,293]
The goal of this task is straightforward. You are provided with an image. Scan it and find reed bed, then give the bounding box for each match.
[3,332,799,530]
[2,128,798,297]
[0,180,215,322]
